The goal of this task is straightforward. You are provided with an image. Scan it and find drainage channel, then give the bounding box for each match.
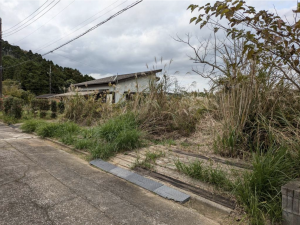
[134,167,236,210]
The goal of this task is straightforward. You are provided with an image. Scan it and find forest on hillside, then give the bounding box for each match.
[1,40,94,95]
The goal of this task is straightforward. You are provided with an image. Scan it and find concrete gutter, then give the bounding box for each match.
[90,159,191,203]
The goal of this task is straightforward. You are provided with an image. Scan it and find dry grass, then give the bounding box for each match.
[210,71,300,158]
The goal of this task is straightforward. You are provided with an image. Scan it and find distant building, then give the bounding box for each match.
[70,69,162,103]
[35,93,59,102]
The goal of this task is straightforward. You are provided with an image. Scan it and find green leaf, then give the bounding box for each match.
[190,17,197,24]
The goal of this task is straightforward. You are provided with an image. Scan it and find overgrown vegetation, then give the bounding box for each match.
[62,72,202,138]
[3,96,23,119]
[169,1,300,223]
[1,1,298,223]
[133,151,165,170]
[176,146,300,224]
[175,159,233,191]
[21,113,143,160]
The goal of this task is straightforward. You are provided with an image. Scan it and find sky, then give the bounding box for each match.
[0,0,296,91]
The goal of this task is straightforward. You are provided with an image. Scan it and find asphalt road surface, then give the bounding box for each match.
[0,123,217,225]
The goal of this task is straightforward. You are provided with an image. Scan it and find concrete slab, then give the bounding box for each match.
[90,159,117,172]
[110,167,134,179]
[90,158,191,203]
[126,172,164,192]
[154,185,190,203]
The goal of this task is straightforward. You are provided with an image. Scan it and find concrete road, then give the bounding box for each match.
[0,123,217,225]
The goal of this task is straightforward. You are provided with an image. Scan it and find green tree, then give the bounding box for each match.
[2,41,94,95]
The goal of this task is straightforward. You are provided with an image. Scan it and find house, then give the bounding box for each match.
[35,93,59,102]
[72,69,162,103]
[36,94,56,99]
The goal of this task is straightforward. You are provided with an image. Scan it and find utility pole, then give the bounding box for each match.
[0,18,3,98]
[47,65,51,94]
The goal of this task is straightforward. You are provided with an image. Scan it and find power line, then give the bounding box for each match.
[14,0,76,44]
[3,0,50,32]
[33,0,124,53]
[3,0,143,70]
[3,0,55,35]
[3,0,61,37]
[41,0,142,57]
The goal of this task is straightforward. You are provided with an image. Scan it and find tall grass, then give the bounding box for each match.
[212,70,300,157]
[62,71,202,139]
[121,75,202,138]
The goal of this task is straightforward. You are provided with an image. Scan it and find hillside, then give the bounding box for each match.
[1,41,94,95]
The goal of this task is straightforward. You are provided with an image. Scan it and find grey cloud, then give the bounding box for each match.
[1,0,296,91]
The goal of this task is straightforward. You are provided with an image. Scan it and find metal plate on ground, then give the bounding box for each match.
[154,185,190,203]
[126,173,163,191]
[110,167,134,179]
[90,159,117,172]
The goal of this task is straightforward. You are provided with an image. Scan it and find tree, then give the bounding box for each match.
[2,40,94,95]
[188,0,300,90]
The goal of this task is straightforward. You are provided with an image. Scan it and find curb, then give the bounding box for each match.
[7,123,90,156]
[43,137,90,156]
[90,159,191,203]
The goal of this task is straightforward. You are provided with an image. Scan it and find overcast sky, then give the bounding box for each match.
[0,0,296,91]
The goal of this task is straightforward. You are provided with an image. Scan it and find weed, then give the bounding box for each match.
[152,139,176,146]
[60,133,76,145]
[36,123,61,138]
[20,119,46,133]
[175,160,233,191]
[234,146,299,224]
[74,139,95,151]
[180,141,192,147]
[97,113,138,142]
[1,115,19,125]
[132,151,165,170]
[176,146,300,224]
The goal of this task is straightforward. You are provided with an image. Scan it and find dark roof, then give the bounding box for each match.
[36,94,56,99]
[74,69,162,87]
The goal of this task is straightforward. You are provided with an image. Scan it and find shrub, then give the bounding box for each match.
[51,112,56,119]
[11,98,23,119]
[0,98,3,111]
[38,99,50,111]
[3,97,23,119]
[50,101,57,119]
[51,101,57,112]
[4,96,14,114]
[58,101,65,114]
[39,111,47,118]
[30,99,40,114]
[31,99,50,118]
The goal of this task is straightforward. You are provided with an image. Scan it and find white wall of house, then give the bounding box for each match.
[78,75,156,103]
[114,75,155,102]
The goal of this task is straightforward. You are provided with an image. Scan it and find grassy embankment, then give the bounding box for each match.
[21,113,143,160]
